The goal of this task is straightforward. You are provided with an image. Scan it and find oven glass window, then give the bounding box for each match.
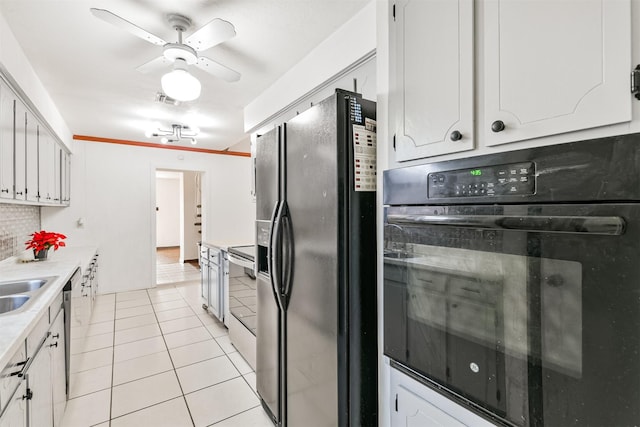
[383,204,640,427]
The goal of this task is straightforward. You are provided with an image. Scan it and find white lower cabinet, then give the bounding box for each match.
[0,299,67,427]
[49,310,66,427]
[0,381,27,427]
[27,307,65,427]
[390,366,494,427]
[26,339,52,427]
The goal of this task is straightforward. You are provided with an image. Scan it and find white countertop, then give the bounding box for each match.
[201,241,254,251]
[0,246,98,368]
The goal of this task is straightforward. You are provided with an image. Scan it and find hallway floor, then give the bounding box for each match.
[156,247,201,285]
[61,279,273,427]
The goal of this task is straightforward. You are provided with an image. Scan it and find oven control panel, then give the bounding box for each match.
[428,162,535,198]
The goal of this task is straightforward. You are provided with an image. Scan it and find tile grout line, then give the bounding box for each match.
[146,285,197,427]
[77,279,260,426]
[109,295,116,427]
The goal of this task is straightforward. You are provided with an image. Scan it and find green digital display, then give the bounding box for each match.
[469,169,482,176]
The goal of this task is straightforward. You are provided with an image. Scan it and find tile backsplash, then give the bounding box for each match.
[0,204,40,261]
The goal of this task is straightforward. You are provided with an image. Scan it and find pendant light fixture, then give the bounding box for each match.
[145,123,199,144]
[161,58,201,102]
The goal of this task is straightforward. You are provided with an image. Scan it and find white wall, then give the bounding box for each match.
[155,175,181,247]
[41,141,255,294]
[376,2,391,426]
[0,10,72,151]
[244,1,376,133]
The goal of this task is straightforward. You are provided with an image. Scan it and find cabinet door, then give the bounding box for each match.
[208,261,220,319]
[392,0,474,161]
[0,380,27,427]
[38,127,54,203]
[13,102,26,200]
[390,368,495,427]
[0,81,14,199]
[26,339,52,427]
[61,151,70,205]
[484,0,631,146]
[201,258,209,303]
[53,146,61,204]
[49,310,66,427]
[25,111,38,202]
[393,385,465,427]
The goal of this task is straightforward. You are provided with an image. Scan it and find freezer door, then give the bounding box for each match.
[256,127,281,221]
[255,126,283,424]
[284,94,340,427]
[256,272,281,423]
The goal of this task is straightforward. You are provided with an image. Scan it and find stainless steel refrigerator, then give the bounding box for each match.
[255,89,377,427]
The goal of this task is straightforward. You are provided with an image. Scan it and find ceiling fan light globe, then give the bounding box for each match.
[161,69,201,102]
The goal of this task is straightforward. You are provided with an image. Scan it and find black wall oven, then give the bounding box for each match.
[383,134,640,427]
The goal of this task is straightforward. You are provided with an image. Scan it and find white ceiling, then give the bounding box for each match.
[0,0,370,152]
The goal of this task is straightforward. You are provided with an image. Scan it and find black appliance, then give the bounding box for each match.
[255,89,378,427]
[383,133,640,427]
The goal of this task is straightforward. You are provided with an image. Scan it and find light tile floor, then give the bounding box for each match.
[61,279,273,427]
[156,262,201,286]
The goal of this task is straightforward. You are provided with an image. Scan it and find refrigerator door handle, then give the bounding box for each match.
[270,200,286,311]
[280,202,294,308]
[267,201,281,302]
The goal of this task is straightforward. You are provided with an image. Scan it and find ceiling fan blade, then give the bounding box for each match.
[136,56,171,74]
[90,8,167,46]
[196,57,241,82]
[185,19,236,52]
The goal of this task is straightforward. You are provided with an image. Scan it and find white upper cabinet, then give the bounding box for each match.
[0,76,70,206]
[38,126,55,204]
[392,0,474,161]
[14,101,27,200]
[53,146,61,204]
[484,0,632,146]
[25,110,38,202]
[0,80,13,199]
[390,0,632,162]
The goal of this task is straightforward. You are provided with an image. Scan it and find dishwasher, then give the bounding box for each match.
[63,267,81,395]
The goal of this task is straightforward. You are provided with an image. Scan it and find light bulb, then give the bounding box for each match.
[190,139,197,145]
[160,137,168,144]
[161,68,201,102]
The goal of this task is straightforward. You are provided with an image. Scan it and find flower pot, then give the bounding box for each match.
[34,249,49,260]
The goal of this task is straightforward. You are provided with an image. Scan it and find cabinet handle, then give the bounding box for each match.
[10,358,29,377]
[22,389,33,401]
[49,342,58,348]
[491,120,506,133]
[0,189,8,193]
[51,333,60,339]
[449,130,462,141]
[16,191,23,195]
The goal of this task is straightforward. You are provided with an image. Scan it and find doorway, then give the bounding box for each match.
[155,169,202,285]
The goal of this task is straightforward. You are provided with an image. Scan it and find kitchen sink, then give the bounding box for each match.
[0,278,50,297]
[0,295,30,314]
[0,276,57,314]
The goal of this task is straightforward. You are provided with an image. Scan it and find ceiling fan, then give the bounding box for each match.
[90,8,240,101]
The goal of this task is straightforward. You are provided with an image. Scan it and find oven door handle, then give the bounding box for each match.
[386,214,626,235]
[228,254,254,270]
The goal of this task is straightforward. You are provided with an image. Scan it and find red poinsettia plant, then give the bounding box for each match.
[25,230,67,252]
